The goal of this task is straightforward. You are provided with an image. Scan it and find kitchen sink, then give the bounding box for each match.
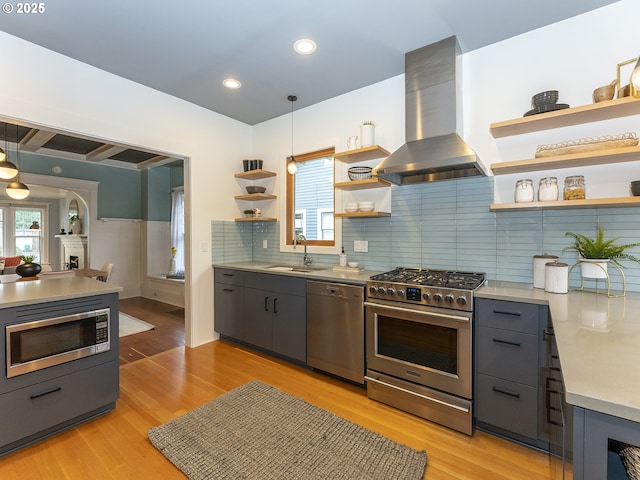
[265,264,326,273]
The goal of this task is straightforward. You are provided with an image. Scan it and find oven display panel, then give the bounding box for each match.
[406,287,421,301]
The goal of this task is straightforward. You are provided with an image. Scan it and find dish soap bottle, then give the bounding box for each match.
[339,247,347,267]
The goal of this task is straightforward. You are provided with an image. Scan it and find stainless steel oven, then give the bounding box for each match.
[364,267,484,435]
[6,308,110,378]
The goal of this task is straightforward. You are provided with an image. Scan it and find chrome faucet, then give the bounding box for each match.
[294,234,312,266]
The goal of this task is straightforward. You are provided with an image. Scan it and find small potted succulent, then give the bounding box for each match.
[16,255,42,278]
[243,209,255,218]
[563,225,640,278]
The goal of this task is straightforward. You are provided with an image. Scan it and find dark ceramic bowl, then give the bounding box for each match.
[631,181,640,196]
[532,90,559,107]
[246,186,266,194]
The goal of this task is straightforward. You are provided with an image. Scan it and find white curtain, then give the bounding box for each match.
[170,189,185,273]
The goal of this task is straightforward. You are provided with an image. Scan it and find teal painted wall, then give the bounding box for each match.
[18,153,184,221]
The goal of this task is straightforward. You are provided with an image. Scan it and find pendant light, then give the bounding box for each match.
[287,95,298,175]
[0,122,18,180]
[6,125,29,200]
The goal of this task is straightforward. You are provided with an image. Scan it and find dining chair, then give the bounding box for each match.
[98,263,114,282]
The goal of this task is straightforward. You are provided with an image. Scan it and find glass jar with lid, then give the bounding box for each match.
[564,175,585,200]
[514,179,534,203]
[538,177,558,201]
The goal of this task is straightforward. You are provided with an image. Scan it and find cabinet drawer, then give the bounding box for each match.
[0,360,118,450]
[476,298,539,334]
[476,373,538,440]
[477,326,538,386]
[245,272,306,296]
[214,268,244,286]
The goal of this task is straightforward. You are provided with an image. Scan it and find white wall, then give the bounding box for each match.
[0,31,252,347]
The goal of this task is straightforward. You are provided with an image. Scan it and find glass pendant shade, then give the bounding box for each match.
[0,147,5,161]
[6,180,30,200]
[287,157,298,174]
[632,57,640,90]
[0,159,18,179]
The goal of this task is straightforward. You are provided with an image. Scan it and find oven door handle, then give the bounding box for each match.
[364,301,470,323]
[365,375,470,413]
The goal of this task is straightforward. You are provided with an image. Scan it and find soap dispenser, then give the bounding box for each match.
[339,247,347,267]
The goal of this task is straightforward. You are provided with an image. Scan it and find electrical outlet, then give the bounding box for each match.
[201,241,208,253]
[263,239,268,249]
[354,240,368,252]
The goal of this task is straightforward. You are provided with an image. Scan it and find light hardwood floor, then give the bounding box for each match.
[0,300,565,479]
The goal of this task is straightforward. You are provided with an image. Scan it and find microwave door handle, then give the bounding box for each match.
[364,301,470,323]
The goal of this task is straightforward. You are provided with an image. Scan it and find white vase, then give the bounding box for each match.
[169,256,177,274]
[579,259,609,279]
[360,124,375,147]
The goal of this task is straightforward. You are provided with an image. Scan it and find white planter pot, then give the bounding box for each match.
[579,259,609,279]
[360,125,375,147]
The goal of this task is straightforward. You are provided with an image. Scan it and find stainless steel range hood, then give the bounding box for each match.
[373,36,487,184]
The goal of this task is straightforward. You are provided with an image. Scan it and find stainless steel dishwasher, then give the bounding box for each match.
[306,281,364,384]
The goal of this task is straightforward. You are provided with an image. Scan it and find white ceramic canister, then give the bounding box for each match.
[514,179,534,202]
[533,254,558,289]
[544,261,569,294]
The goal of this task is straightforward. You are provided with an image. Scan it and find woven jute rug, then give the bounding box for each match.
[148,380,427,479]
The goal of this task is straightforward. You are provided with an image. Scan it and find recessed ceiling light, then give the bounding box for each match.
[222,78,242,89]
[294,39,317,55]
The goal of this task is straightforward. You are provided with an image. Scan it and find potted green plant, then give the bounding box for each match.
[243,209,254,218]
[69,214,82,234]
[16,255,42,278]
[563,225,640,278]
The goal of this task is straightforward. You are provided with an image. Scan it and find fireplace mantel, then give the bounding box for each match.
[55,234,88,269]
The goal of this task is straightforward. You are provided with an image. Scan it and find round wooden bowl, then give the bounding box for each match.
[593,85,615,103]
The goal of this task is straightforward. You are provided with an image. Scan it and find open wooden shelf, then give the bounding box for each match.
[333,145,390,163]
[491,146,640,175]
[490,196,640,212]
[334,211,391,218]
[234,217,277,222]
[490,96,640,138]
[234,193,277,201]
[334,177,392,190]
[234,169,277,180]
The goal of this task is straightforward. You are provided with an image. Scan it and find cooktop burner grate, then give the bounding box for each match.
[370,267,485,290]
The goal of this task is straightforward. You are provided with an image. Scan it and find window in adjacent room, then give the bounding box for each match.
[170,187,185,273]
[0,205,47,262]
[286,147,335,246]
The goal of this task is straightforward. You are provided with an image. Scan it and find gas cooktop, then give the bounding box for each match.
[370,267,485,290]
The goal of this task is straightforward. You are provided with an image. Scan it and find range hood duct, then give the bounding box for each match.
[373,36,487,184]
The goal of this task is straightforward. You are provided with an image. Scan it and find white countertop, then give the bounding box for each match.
[477,281,640,423]
[0,277,122,308]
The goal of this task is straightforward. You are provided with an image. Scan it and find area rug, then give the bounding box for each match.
[119,312,154,337]
[148,380,427,480]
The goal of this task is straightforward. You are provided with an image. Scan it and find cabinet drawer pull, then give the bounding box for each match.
[492,338,521,347]
[264,296,269,312]
[222,273,234,277]
[30,386,62,400]
[492,386,520,399]
[222,288,234,292]
[493,309,521,317]
[273,298,278,314]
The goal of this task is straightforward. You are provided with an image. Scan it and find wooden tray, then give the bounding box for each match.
[535,138,638,158]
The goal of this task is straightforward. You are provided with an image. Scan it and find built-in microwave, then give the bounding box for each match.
[6,308,110,378]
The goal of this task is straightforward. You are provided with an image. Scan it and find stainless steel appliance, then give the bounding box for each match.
[307,281,364,384]
[6,308,110,378]
[365,267,485,435]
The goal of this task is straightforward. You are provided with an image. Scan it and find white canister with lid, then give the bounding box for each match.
[533,254,558,289]
[514,179,534,203]
[544,261,569,294]
[538,177,558,201]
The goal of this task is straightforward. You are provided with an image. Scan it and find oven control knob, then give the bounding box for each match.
[379,287,387,295]
[444,294,455,304]
[369,285,378,295]
[387,287,396,296]
[423,292,430,301]
[456,296,468,306]
[397,289,405,298]
[433,293,443,303]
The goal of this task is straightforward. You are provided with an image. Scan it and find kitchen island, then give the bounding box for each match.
[0,277,122,456]
[477,281,640,479]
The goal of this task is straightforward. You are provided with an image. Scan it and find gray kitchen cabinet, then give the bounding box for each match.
[0,293,119,456]
[213,268,245,339]
[475,298,545,444]
[214,268,306,363]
